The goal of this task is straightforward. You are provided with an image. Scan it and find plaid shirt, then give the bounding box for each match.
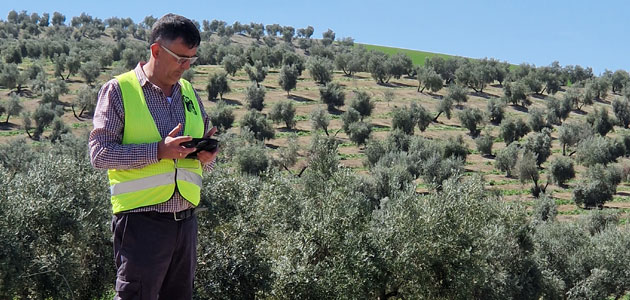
[89,63,213,213]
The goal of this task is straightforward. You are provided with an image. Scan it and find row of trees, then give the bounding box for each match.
[2,132,630,299]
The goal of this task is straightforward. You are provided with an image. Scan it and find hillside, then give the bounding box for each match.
[4,11,630,299]
[2,27,629,221]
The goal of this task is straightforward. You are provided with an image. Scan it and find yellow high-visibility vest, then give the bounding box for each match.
[108,70,204,214]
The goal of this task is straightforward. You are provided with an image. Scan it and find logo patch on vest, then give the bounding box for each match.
[183,94,198,115]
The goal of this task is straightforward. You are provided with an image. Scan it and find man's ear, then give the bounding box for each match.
[149,43,160,59]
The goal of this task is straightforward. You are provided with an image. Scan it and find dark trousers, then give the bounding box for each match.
[111,212,198,300]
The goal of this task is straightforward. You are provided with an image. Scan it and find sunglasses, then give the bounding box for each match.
[160,44,198,65]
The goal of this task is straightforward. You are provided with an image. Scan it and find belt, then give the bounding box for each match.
[128,207,207,221]
[173,208,195,221]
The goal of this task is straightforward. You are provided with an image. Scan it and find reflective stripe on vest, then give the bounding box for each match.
[107,70,204,213]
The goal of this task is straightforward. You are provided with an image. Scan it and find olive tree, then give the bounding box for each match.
[367,51,391,84]
[495,142,520,177]
[445,83,468,106]
[348,121,372,146]
[558,121,593,156]
[586,107,614,136]
[222,54,244,76]
[503,81,531,107]
[575,135,624,167]
[245,83,266,111]
[487,98,505,124]
[349,91,374,121]
[310,106,330,136]
[2,95,23,124]
[319,82,345,111]
[417,66,443,93]
[240,109,275,141]
[278,64,298,96]
[475,134,494,157]
[269,100,296,129]
[612,97,630,128]
[208,100,235,132]
[516,150,546,197]
[245,60,268,87]
[548,156,575,187]
[458,107,484,137]
[573,164,621,208]
[207,71,230,100]
[499,117,530,145]
[307,56,333,85]
[611,70,629,94]
[524,128,552,167]
[79,61,101,86]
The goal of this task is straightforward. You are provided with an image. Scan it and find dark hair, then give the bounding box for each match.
[150,13,200,48]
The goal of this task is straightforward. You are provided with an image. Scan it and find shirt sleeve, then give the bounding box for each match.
[88,79,160,170]
[194,89,216,172]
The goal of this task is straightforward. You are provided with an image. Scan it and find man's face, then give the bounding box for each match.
[156,37,198,85]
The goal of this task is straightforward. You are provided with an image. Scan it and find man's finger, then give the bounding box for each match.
[205,126,217,137]
[168,123,182,137]
[171,135,193,145]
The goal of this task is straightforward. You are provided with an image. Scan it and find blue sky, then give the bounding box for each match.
[3,0,629,75]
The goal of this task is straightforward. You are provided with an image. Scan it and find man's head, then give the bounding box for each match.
[150,13,200,49]
[147,14,200,86]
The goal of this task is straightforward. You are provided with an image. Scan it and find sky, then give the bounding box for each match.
[2,0,629,75]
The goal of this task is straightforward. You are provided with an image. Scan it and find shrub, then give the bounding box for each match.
[222,54,244,76]
[495,142,520,177]
[278,64,298,96]
[245,83,266,111]
[524,128,552,166]
[319,82,345,111]
[486,98,505,124]
[348,121,372,146]
[310,106,330,136]
[307,56,333,84]
[269,100,296,129]
[475,134,494,156]
[391,106,415,135]
[457,107,484,136]
[528,108,548,132]
[499,117,530,145]
[207,71,230,100]
[573,164,621,208]
[532,193,557,225]
[443,135,468,161]
[235,143,269,175]
[576,135,624,167]
[208,100,234,132]
[349,90,374,121]
[586,107,614,136]
[240,109,274,141]
[516,150,545,197]
[342,107,360,134]
[548,156,575,186]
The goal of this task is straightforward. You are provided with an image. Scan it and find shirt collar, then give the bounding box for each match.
[134,62,182,92]
[134,62,150,87]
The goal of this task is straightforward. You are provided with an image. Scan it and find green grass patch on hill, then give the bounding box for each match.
[357,44,457,66]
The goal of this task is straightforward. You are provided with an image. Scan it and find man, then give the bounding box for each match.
[88,13,217,299]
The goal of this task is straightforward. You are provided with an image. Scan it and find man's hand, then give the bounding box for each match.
[197,126,219,165]
[157,123,197,160]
